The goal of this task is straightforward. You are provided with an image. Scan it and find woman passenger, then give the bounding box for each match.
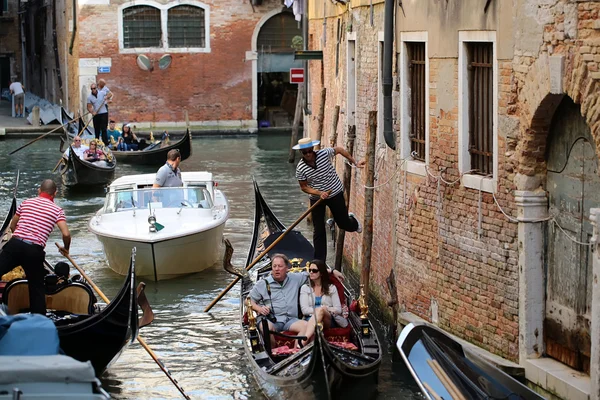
[300,259,348,345]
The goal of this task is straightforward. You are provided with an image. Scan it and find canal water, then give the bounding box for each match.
[0,134,421,399]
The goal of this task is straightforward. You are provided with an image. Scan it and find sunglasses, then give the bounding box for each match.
[309,268,320,273]
[90,87,97,90]
[301,149,314,155]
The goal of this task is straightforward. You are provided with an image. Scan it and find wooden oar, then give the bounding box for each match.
[9,113,88,155]
[56,243,192,400]
[204,197,324,312]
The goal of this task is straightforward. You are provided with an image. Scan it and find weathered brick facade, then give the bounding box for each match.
[307,3,600,397]
[77,0,287,127]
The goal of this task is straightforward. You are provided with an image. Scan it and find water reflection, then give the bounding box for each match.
[0,135,420,399]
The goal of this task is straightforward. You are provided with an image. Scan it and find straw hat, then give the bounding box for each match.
[292,137,320,150]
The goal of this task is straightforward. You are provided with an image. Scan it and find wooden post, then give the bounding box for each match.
[360,111,377,298]
[288,83,305,163]
[329,105,340,147]
[314,88,327,150]
[334,124,356,271]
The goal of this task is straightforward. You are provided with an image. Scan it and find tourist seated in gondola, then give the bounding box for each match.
[249,254,345,348]
[117,124,139,151]
[106,120,121,149]
[83,140,108,166]
[63,137,88,159]
[300,260,348,346]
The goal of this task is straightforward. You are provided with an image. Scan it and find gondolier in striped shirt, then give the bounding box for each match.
[0,179,71,314]
[294,138,365,261]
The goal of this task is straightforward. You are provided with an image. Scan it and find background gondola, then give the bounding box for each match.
[59,146,116,188]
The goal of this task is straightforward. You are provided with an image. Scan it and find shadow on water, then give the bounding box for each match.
[0,134,421,399]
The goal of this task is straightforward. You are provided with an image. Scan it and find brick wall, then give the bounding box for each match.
[78,0,285,124]
[308,2,522,361]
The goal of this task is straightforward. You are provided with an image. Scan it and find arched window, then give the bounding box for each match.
[123,5,161,48]
[168,5,205,48]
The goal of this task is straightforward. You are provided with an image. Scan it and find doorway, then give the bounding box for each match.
[255,12,302,129]
[544,96,600,373]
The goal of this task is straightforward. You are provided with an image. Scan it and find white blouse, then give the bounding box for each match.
[299,284,342,317]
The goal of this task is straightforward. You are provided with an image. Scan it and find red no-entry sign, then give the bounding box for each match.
[290,68,304,84]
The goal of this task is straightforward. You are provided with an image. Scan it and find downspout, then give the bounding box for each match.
[68,0,76,55]
[383,0,395,150]
[302,0,310,114]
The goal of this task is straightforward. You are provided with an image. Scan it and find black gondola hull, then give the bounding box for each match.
[397,322,544,400]
[240,181,382,399]
[110,129,192,165]
[57,261,138,375]
[61,146,116,188]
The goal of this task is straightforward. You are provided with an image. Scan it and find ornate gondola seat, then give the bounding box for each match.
[3,279,95,315]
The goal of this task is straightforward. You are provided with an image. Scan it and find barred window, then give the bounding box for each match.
[168,5,205,48]
[407,42,426,161]
[467,42,493,175]
[123,6,161,49]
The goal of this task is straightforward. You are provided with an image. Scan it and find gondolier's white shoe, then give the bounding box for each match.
[348,213,362,233]
[326,218,335,228]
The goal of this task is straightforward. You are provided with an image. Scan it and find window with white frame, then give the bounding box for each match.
[400,32,428,176]
[458,31,497,193]
[120,1,210,53]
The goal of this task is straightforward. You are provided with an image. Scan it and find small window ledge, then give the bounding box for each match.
[462,173,495,193]
[525,358,590,400]
[120,47,210,54]
[404,160,426,177]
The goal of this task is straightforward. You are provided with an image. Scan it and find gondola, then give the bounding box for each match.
[59,145,116,188]
[229,181,381,400]
[110,129,192,166]
[3,257,140,376]
[0,178,149,376]
[66,107,192,166]
[396,322,544,400]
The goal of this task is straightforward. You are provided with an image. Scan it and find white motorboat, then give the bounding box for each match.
[89,172,229,281]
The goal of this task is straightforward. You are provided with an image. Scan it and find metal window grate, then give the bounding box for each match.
[257,12,301,53]
[408,42,426,162]
[168,5,205,48]
[467,42,493,175]
[123,6,161,49]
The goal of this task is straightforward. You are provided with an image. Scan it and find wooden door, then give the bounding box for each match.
[544,97,600,373]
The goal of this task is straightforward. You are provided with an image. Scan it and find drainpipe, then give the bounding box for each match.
[302,0,311,114]
[383,0,395,150]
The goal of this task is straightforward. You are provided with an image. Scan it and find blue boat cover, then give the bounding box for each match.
[0,314,60,355]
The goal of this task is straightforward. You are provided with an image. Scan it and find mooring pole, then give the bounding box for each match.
[288,83,305,163]
[360,111,377,296]
[334,124,356,271]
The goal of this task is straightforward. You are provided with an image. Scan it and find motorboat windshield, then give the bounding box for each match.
[103,187,214,214]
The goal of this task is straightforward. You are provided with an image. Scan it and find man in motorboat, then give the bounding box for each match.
[63,137,88,160]
[294,137,365,262]
[152,149,183,205]
[249,254,344,346]
[153,149,183,188]
[0,179,71,314]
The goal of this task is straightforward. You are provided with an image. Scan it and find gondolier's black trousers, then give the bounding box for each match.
[310,192,359,262]
[0,237,46,314]
[93,112,109,145]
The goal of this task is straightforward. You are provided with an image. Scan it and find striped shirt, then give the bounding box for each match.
[13,197,66,247]
[296,147,344,200]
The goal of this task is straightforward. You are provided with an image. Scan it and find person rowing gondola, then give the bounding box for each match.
[0,179,71,315]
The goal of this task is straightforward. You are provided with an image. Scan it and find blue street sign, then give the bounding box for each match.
[98,66,110,73]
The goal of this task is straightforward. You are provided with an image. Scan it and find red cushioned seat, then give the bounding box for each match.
[274,331,298,348]
[324,325,352,342]
[329,274,346,306]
